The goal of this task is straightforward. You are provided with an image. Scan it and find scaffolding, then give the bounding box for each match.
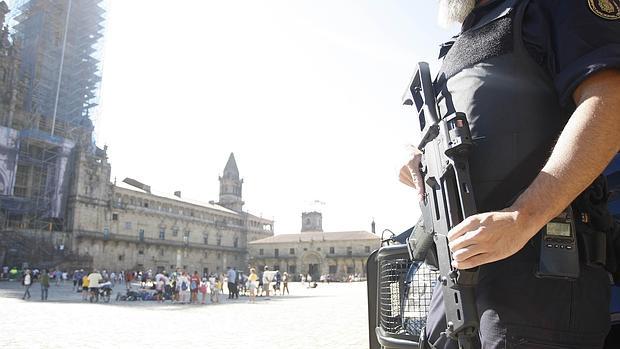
[0,0,104,233]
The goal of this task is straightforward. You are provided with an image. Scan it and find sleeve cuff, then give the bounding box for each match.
[555,44,620,108]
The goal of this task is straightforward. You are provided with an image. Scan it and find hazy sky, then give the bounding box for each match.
[94,1,458,236]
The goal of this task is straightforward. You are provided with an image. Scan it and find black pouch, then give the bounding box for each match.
[572,175,620,283]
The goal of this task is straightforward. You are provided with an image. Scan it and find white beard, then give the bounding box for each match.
[437,0,477,28]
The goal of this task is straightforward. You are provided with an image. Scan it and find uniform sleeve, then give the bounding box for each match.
[543,0,620,107]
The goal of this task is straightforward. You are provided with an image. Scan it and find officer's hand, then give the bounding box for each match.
[399,145,425,202]
[447,209,535,269]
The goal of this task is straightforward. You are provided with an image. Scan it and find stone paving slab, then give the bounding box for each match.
[0,281,370,349]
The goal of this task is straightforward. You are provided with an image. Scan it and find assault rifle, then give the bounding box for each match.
[402,62,479,349]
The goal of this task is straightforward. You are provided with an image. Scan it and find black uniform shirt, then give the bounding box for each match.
[461,0,620,108]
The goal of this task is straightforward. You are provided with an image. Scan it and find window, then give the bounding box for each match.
[138,229,144,242]
[203,233,209,245]
[303,248,307,251]
[144,201,149,208]
[347,246,352,256]
[216,234,222,246]
[274,248,279,257]
[118,255,124,261]
[183,230,190,244]
[203,251,208,258]
[233,237,238,248]
[317,247,321,251]
[329,265,337,274]
[329,247,335,254]
[159,227,165,240]
[259,249,264,256]
[288,265,296,275]
[365,246,371,253]
[172,227,179,237]
[112,213,118,221]
[289,248,295,255]
[347,266,354,274]
[103,228,110,240]
[124,221,132,230]
[159,248,164,256]
[138,249,144,255]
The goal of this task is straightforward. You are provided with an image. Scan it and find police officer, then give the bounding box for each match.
[399,0,620,348]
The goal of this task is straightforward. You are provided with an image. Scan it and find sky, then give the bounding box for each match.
[93,1,459,236]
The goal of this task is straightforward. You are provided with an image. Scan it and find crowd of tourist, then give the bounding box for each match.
[8,265,299,304]
[5,264,364,304]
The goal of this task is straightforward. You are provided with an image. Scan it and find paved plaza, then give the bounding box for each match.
[0,281,370,349]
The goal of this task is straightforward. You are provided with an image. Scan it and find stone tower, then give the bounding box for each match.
[301,211,323,232]
[218,153,244,212]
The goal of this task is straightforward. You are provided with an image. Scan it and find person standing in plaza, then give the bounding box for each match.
[208,274,218,303]
[199,277,208,304]
[54,269,62,286]
[22,269,32,300]
[81,272,90,301]
[190,271,200,304]
[282,272,289,295]
[87,269,103,302]
[248,268,258,303]
[177,271,190,304]
[40,269,50,301]
[226,266,236,299]
[72,270,80,291]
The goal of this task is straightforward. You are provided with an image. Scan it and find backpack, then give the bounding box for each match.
[190,280,197,290]
[181,280,188,291]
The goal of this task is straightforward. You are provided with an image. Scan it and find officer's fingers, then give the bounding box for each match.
[451,253,489,269]
[451,244,484,263]
[447,216,481,242]
[448,227,482,252]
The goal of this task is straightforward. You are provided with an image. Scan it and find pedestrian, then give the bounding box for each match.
[282,272,289,295]
[40,269,50,301]
[397,1,620,347]
[72,270,80,291]
[81,272,90,301]
[262,266,273,299]
[155,276,165,303]
[226,266,236,299]
[248,268,258,303]
[22,269,32,300]
[177,271,190,304]
[190,271,200,304]
[199,278,208,304]
[54,269,62,286]
[87,269,103,302]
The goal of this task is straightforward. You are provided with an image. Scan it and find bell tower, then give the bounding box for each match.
[301,211,323,232]
[218,153,244,212]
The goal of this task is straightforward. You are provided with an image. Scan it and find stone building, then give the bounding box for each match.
[68,152,274,274]
[248,212,380,281]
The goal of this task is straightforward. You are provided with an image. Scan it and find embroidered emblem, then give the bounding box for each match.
[588,0,620,20]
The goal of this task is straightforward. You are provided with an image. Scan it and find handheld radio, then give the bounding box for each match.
[536,207,580,280]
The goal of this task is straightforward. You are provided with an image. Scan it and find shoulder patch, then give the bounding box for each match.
[588,0,620,20]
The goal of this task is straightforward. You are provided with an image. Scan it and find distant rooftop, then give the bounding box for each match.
[115,179,239,216]
[249,231,379,244]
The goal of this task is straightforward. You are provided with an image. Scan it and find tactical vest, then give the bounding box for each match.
[435,0,618,275]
